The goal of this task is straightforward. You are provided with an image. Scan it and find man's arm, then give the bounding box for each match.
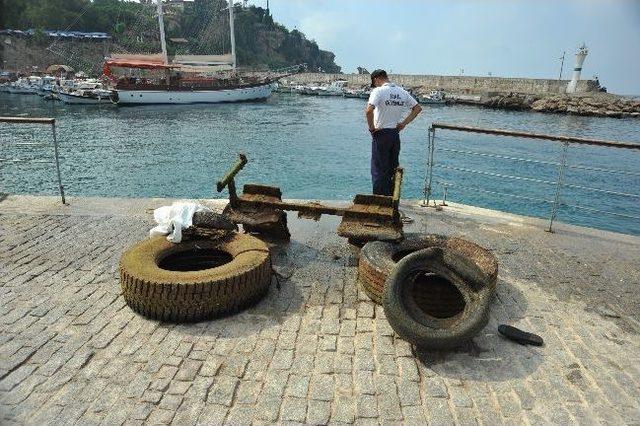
[365,104,376,133]
[396,104,422,131]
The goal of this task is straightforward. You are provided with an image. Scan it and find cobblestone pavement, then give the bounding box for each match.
[1,196,639,425]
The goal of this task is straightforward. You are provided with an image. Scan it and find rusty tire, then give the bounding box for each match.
[119,234,271,322]
[383,247,495,349]
[358,234,497,304]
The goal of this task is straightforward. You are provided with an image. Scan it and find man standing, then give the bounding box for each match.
[365,69,422,196]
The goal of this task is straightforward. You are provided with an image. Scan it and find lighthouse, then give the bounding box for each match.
[566,44,588,94]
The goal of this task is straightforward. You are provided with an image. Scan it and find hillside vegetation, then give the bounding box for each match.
[1,0,341,72]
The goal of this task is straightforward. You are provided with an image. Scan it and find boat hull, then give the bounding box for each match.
[7,87,38,95]
[419,99,446,105]
[115,84,272,105]
[58,92,112,104]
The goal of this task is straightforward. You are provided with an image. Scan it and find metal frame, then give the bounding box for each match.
[0,117,66,204]
[423,122,640,232]
[216,154,405,243]
[216,154,404,220]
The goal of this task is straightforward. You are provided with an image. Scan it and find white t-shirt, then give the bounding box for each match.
[368,83,418,129]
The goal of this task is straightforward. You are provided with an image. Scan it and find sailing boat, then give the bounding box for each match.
[106,0,274,105]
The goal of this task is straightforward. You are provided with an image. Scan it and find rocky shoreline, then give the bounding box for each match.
[455,92,640,118]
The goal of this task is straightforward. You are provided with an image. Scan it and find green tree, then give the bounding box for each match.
[1,0,341,72]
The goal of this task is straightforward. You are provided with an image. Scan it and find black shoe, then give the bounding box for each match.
[498,324,544,346]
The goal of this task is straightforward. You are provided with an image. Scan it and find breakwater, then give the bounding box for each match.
[285,73,600,95]
[285,73,639,118]
[482,92,640,118]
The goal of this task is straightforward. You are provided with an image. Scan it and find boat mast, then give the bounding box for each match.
[156,0,169,65]
[228,0,237,70]
[156,0,171,84]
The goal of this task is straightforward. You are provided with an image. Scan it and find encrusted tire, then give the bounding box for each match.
[383,247,496,349]
[120,234,271,322]
[358,234,497,304]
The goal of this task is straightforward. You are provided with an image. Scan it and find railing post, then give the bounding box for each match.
[547,141,569,232]
[441,182,449,206]
[51,121,66,205]
[422,126,436,207]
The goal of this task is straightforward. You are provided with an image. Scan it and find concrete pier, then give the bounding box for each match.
[1,195,639,424]
[285,73,601,95]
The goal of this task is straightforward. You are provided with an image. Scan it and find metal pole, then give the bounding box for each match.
[156,0,171,84]
[229,0,237,70]
[440,182,448,206]
[548,141,568,232]
[156,0,168,65]
[559,51,565,80]
[422,127,436,207]
[51,122,66,205]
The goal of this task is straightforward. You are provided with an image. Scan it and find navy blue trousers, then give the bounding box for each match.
[371,128,401,196]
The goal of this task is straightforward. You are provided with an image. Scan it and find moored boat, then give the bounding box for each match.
[419,90,446,105]
[107,0,279,105]
[112,78,272,105]
[57,81,114,104]
[317,80,348,96]
[6,76,41,94]
[57,90,113,104]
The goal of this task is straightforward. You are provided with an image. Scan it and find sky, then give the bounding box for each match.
[247,0,640,95]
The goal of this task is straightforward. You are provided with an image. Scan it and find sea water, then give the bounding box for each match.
[1,92,639,235]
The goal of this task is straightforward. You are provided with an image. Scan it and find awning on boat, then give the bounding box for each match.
[103,55,174,77]
[104,60,173,69]
[104,59,172,70]
[102,54,234,76]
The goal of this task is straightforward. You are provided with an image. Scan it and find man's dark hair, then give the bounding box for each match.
[370,69,388,87]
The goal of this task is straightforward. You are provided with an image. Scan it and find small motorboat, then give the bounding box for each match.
[343,88,370,99]
[419,90,446,105]
[316,80,348,96]
[57,82,114,104]
[58,89,113,104]
[6,76,41,94]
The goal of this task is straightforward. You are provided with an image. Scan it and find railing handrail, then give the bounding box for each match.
[0,117,55,125]
[431,122,640,150]
[0,116,65,204]
[424,122,640,233]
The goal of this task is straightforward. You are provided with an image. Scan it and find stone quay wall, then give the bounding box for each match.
[285,73,599,95]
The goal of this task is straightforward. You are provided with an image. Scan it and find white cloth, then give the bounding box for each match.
[368,83,418,130]
[149,202,212,243]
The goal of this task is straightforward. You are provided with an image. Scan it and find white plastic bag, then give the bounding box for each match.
[149,202,212,243]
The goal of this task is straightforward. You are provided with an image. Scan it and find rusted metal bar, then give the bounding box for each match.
[239,199,347,216]
[236,198,399,221]
[432,122,640,150]
[0,117,55,125]
[216,153,248,192]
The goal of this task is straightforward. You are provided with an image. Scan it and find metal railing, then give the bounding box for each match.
[0,117,66,204]
[423,122,640,232]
